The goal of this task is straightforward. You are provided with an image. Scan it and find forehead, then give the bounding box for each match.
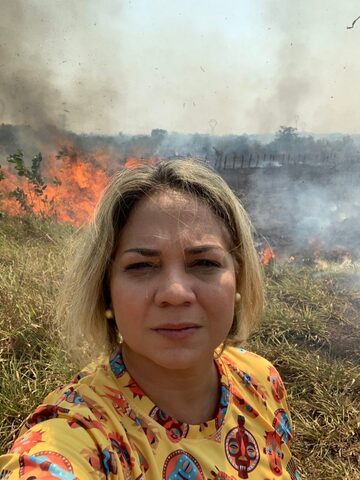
[117,190,230,248]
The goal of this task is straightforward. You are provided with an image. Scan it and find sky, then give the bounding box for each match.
[1,0,360,135]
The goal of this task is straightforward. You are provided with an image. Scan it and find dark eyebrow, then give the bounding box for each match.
[123,245,224,256]
[184,245,224,255]
[123,248,160,256]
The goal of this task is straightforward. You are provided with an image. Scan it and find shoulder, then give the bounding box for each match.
[48,356,110,394]
[221,346,275,373]
[42,356,114,404]
[220,346,288,407]
[22,357,118,435]
[2,357,149,479]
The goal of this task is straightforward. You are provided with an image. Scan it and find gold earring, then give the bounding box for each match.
[235,293,241,303]
[105,308,114,319]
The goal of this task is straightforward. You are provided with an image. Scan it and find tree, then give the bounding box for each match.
[1,150,59,217]
[273,126,299,154]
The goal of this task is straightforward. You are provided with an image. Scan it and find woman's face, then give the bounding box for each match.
[110,189,237,371]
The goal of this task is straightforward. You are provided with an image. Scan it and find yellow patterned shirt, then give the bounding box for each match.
[0,347,300,479]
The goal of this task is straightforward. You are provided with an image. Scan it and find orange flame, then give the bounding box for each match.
[0,141,162,225]
[124,156,159,170]
[0,168,23,216]
[43,151,111,225]
[0,158,110,226]
[261,246,276,265]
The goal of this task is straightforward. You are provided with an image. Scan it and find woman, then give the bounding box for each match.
[0,159,300,479]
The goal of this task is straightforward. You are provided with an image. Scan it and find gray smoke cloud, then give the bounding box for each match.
[0,2,59,129]
[246,164,360,259]
[246,1,360,134]
[241,2,360,260]
[248,43,315,133]
[246,2,316,133]
[1,0,360,136]
[0,0,123,139]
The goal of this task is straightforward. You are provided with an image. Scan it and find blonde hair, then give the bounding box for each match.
[57,159,264,360]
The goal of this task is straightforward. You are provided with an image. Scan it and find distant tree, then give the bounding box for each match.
[151,129,168,140]
[273,126,299,154]
[275,126,298,141]
[332,135,358,163]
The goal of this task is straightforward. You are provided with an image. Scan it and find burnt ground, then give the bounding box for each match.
[219,163,360,261]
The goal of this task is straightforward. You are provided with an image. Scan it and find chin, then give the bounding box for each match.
[148,346,214,371]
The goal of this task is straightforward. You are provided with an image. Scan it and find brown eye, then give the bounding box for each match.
[124,262,157,271]
[190,259,221,268]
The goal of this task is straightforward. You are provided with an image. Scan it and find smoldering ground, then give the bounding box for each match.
[246,163,360,260]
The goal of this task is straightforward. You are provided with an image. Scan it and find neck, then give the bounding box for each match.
[121,344,220,424]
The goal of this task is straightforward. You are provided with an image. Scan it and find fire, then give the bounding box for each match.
[124,156,158,169]
[261,246,276,265]
[43,150,111,225]
[124,157,144,170]
[0,150,110,226]
[0,140,162,225]
[0,151,94,226]
[0,167,24,216]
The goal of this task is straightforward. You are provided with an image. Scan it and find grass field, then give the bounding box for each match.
[0,215,359,478]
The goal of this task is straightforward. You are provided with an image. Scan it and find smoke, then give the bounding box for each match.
[236,1,360,259]
[247,164,360,258]
[246,1,360,134]
[2,1,360,137]
[0,2,58,129]
[248,43,314,133]
[0,0,123,138]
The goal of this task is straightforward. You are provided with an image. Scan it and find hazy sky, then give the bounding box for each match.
[1,0,360,134]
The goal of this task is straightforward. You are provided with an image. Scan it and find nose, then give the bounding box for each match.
[154,268,196,306]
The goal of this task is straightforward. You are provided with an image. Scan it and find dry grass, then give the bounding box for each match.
[0,216,359,478]
[0,216,76,450]
[248,262,360,478]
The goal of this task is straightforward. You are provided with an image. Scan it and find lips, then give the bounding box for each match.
[153,324,201,340]
[154,323,200,330]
